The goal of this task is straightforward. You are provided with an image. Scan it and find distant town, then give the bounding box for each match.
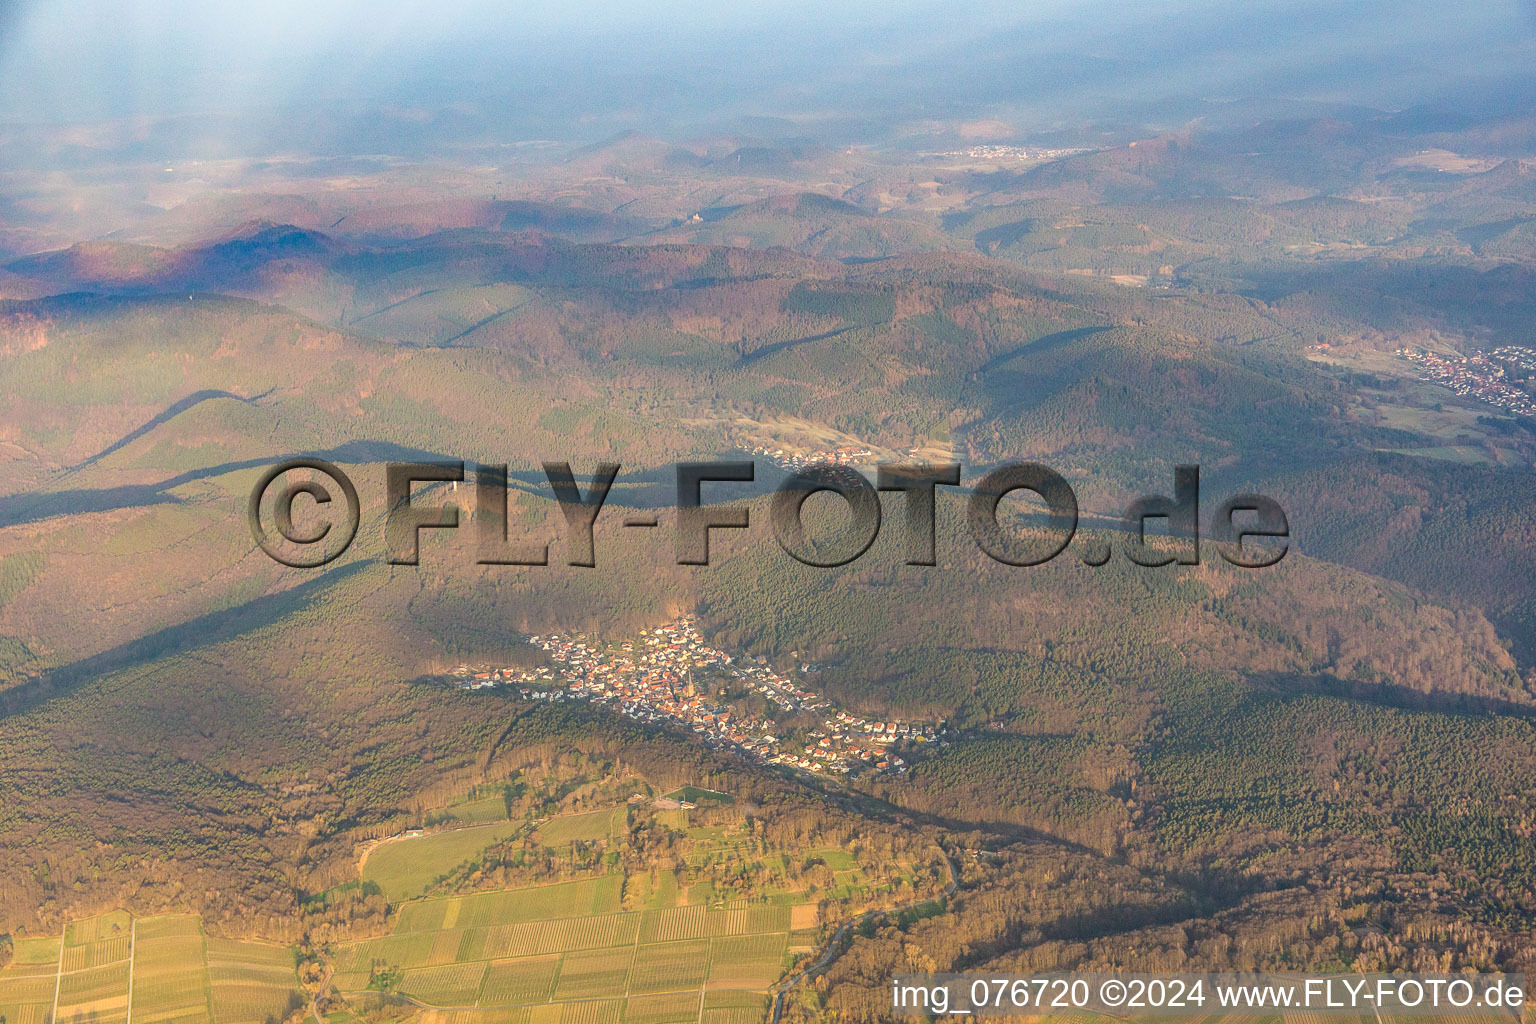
[737,439,943,474]
[742,442,874,472]
[445,617,946,776]
[1398,345,1536,416]
[930,145,1091,161]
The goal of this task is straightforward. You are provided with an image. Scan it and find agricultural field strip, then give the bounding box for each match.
[0,966,59,1021]
[56,961,132,1016]
[386,907,790,948]
[10,914,300,1024]
[205,935,302,1024]
[15,902,784,1022]
[0,918,100,1024]
[133,917,217,1024]
[386,945,733,1007]
[336,903,790,1008]
[619,893,646,1004]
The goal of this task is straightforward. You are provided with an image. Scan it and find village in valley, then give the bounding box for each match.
[928,144,1093,162]
[1398,344,1536,416]
[446,617,946,777]
[739,439,950,474]
[741,441,874,473]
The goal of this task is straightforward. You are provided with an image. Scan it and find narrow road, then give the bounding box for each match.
[769,848,960,1023]
[125,918,137,1024]
[49,918,66,1024]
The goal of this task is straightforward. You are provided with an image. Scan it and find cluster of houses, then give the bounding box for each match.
[933,145,1089,162]
[1399,346,1536,416]
[945,145,1033,160]
[444,617,945,777]
[1489,345,1536,374]
[788,714,935,773]
[741,442,874,473]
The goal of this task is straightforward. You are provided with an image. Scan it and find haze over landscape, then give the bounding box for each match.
[3,3,1536,1024]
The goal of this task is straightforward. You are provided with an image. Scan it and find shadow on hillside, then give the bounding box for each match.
[1233,259,1536,337]
[976,325,1112,374]
[1250,670,1536,719]
[71,388,275,469]
[1,560,369,717]
[0,440,458,529]
[6,445,791,530]
[738,325,857,365]
[1035,898,1208,944]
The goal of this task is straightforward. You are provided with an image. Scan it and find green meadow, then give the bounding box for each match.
[363,823,528,902]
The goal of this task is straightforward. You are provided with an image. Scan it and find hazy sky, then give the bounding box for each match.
[2,0,1534,150]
